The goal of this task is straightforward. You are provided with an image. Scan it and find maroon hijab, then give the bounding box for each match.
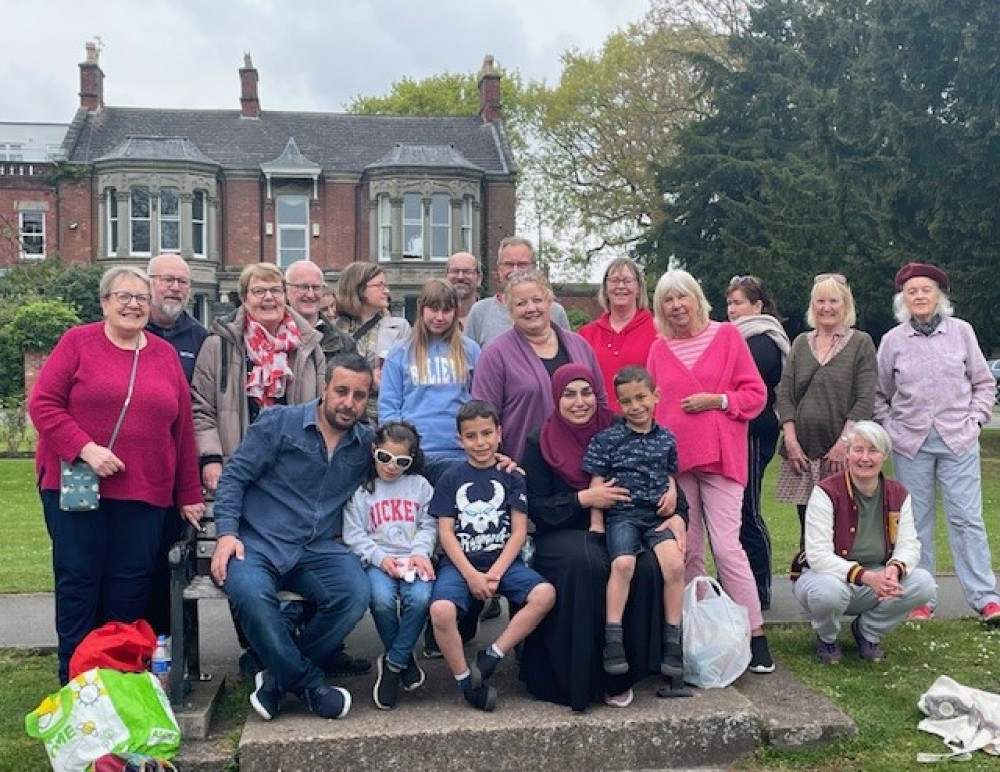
[539,363,615,489]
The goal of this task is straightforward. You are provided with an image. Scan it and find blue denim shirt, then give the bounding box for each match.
[214,399,374,574]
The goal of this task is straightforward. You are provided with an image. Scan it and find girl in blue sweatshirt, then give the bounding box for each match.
[378,279,481,483]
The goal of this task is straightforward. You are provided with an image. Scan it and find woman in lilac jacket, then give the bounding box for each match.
[471,271,606,462]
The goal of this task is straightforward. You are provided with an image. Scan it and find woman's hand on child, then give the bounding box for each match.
[583,478,631,510]
[656,514,686,554]
[656,487,677,518]
[493,453,525,476]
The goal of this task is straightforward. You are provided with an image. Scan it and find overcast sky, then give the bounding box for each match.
[4,0,650,123]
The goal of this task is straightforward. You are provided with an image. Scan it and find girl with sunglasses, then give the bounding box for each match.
[379,278,481,484]
[343,420,436,711]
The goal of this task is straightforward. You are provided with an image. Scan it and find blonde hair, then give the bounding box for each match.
[238,263,284,300]
[806,276,857,329]
[410,279,469,383]
[503,270,554,314]
[598,258,649,312]
[652,269,711,338]
[337,262,386,320]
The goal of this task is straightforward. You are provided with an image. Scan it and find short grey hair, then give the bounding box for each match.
[652,269,711,337]
[498,236,535,260]
[892,287,955,324]
[503,270,553,313]
[844,420,892,456]
[100,266,150,297]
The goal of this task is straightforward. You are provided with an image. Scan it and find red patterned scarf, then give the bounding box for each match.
[243,312,301,406]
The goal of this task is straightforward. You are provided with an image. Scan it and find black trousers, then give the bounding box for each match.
[738,433,776,608]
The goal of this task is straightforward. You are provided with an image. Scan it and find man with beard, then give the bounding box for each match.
[211,353,375,720]
[445,251,482,331]
[145,254,209,636]
[145,254,208,382]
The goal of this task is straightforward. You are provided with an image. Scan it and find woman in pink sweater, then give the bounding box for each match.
[646,269,773,674]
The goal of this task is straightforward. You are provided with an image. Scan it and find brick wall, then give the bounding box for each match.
[554,284,602,327]
[0,165,58,267]
[481,180,516,292]
[222,177,262,267]
[57,176,93,263]
[316,181,357,269]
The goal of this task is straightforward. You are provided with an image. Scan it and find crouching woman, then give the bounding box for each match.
[793,421,936,663]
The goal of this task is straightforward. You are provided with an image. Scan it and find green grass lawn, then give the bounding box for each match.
[0,459,49,593]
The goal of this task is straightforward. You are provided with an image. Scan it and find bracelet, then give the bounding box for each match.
[719,393,729,411]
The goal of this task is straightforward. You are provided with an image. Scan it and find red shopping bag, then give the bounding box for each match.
[69,620,157,679]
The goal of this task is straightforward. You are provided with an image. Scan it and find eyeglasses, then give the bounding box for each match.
[287,282,325,293]
[366,280,389,290]
[606,276,637,287]
[374,448,413,469]
[107,291,151,306]
[814,273,847,285]
[447,268,479,277]
[248,286,285,298]
[149,274,191,288]
[499,261,534,271]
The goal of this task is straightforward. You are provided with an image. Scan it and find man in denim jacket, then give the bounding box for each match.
[211,353,374,721]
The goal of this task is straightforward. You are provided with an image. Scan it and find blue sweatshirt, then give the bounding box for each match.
[378,336,480,456]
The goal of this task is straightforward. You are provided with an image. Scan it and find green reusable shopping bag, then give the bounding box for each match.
[25,667,180,772]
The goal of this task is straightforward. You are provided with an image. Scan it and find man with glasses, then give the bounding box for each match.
[146,254,208,383]
[285,260,355,363]
[144,254,209,637]
[445,252,483,331]
[463,237,570,347]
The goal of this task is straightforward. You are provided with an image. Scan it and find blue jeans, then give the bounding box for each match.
[366,566,433,670]
[223,548,370,695]
[893,427,1000,611]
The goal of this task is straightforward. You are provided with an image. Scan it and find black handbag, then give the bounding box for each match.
[59,343,140,512]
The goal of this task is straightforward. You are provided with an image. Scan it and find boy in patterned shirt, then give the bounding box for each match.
[583,366,688,679]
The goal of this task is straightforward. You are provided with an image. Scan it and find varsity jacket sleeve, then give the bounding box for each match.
[802,486,864,583]
[888,493,921,575]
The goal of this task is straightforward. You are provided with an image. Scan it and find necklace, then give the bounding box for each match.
[814,331,843,365]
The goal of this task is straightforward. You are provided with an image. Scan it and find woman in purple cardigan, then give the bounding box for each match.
[471,271,606,462]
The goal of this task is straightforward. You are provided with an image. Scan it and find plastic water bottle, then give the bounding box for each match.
[151,634,171,691]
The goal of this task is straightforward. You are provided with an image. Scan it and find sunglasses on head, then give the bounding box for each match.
[374,448,413,469]
[814,273,847,285]
[729,274,761,289]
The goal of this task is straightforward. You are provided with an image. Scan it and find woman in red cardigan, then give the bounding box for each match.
[646,269,773,674]
[29,266,204,684]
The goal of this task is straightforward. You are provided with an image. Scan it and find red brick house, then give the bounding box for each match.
[1,44,518,320]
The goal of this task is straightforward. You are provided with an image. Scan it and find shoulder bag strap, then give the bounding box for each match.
[107,340,141,452]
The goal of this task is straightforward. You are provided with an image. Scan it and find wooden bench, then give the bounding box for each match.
[167,502,303,708]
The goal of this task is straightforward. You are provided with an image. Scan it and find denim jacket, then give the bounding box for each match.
[214,399,374,574]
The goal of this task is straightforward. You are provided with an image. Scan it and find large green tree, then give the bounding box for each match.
[646,0,1000,345]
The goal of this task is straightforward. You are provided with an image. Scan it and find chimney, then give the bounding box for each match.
[79,42,104,112]
[477,55,502,123]
[240,53,261,119]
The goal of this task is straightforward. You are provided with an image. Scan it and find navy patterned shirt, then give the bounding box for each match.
[582,420,678,520]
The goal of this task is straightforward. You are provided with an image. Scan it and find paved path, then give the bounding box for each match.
[0,574,976,667]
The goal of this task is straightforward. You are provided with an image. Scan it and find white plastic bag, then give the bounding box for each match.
[682,576,751,689]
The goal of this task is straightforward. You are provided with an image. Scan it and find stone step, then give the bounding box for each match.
[230,659,856,771]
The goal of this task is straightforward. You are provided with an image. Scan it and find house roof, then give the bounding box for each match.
[93,135,219,165]
[64,107,515,177]
[366,144,483,172]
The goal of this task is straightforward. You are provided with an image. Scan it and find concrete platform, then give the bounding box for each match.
[235,658,854,772]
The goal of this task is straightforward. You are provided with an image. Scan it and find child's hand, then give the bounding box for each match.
[656,486,678,517]
[468,571,493,601]
[411,555,435,581]
[380,557,400,578]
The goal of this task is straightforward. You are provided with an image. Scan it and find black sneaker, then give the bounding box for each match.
[603,640,628,675]
[325,648,371,677]
[423,624,444,659]
[249,670,283,721]
[464,683,497,712]
[748,635,775,674]
[474,648,502,682]
[239,648,264,680]
[303,684,352,719]
[401,656,426,692]
[480,596,502,621]
[661,642,683,677]
[373,655,401,710]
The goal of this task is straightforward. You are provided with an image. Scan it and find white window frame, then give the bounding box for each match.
[429,193,451,261]
[159,187,181,252]
[107,188,119,255]
[19,210,45,259]
[276,194,309,267]
[377,194,392,262]
[402,193,423,260]
[460,197,473,252]
[130,186,151,256]
[1,143,23,162]
[192,190,206,258]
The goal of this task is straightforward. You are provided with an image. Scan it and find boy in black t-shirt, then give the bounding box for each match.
[583,366,688,680]
[429,400,556,711]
